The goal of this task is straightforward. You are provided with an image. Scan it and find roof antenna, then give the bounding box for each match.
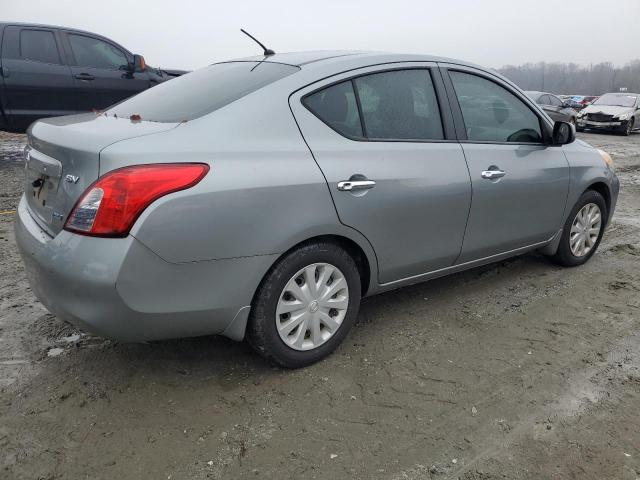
[241,29,275,56]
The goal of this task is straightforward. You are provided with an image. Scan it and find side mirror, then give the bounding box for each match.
[552,121,575,145]
[132,54,146,72]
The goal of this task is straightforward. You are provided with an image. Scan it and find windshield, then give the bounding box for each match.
[593,94,637,108]
[107,61,300,122]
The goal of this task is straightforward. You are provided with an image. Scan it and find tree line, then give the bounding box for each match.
[496,60,640,96]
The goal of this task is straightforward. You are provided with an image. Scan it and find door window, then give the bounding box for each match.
[303,69,445,141]
[450,71,543,143]
[548,95,563,107]
[19,29,61,64]
[303,80,363,138]
[354,70,444,140]
[68,34,128,70]
[537,94,551,105]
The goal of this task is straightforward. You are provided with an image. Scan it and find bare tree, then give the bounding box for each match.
[496,60,640,95]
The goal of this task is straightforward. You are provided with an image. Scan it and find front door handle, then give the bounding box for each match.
[481,169,506,180]
[337,180,376,191]
[74,73,95,81]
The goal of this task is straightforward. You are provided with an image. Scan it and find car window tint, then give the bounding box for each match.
[354,70,444,140]
[303,81,363,138]
[548,95,563,107]
[68,34,128,70]
[450,72,542,143]
[20,30,61,64]
[108,61,300,122]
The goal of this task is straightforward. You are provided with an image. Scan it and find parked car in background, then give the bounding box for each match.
[0,22,183,132]
[563,95,597,111]
[577,92,640,135]
[525,91,577,124]
[15,51,618,367]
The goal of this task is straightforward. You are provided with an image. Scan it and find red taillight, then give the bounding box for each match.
[64,163,209,237]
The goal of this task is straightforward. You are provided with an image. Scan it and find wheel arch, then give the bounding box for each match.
[585,181,611,221]
[256,233,377,301]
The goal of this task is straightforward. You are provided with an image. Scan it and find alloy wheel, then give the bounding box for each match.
[276,263,349,351]
[569,203,602,257]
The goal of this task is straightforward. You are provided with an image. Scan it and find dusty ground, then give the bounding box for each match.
[1,130,639,480]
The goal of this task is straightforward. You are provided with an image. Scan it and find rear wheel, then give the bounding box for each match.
[550,190,606,267]
[247,241,361,368]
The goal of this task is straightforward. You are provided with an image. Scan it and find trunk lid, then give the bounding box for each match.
[24,113,179,236]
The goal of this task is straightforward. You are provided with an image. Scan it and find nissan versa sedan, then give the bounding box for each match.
[15,51,619,367]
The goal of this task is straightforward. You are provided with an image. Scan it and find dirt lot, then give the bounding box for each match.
[1,130,639,480]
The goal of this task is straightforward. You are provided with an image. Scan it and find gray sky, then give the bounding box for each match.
[5,0,640,71]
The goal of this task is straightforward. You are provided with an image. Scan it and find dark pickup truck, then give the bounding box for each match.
[0,22,185,132]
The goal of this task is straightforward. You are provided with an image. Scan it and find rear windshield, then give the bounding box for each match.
[107,61,300,122]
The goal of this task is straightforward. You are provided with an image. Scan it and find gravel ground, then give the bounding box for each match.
[1,130,639,479]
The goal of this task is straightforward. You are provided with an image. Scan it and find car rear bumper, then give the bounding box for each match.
[14,195,276,342]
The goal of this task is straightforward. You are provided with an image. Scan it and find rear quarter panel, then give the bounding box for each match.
[99,85,379,283]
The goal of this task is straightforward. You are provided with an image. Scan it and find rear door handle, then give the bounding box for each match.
[481,169,506,180]
[337,180,376,191]
[74,73,95,81]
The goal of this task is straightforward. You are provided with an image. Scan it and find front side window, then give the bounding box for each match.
[450,71,542,143]
[303,81,363,138]
[20,30,61,64]
[303,69,444,141]
[68,34,128,70]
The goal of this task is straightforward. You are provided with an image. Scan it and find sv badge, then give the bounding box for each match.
[65,174,80,184]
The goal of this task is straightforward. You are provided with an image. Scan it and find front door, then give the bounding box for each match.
[443,67,570,263]
[291,65,472,284]
[63,32,149,111]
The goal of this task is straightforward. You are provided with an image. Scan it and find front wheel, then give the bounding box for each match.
[622,118,634,136]
[550,190,607,267]
[247,241,361,368]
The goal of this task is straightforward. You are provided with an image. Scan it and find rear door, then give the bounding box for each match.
[441,65,569,262]
[62,32,150,111]
[291,64,472,284]
[0,26,76,129]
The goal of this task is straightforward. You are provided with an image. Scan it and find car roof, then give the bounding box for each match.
[231,50,483,69]
[0,21,102,37]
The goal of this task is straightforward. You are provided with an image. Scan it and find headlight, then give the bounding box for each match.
[616,113,631,120]
[598,149,614,172]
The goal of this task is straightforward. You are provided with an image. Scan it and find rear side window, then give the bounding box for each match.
[107,61,300,122]
[537,94,550,105]
[68,34,128,70]
[548,95,563,107]
[303,69,444,141]
[355,70,444,140]
[450,71,542,143]
[20,30,61,64]
[303,81,363,138]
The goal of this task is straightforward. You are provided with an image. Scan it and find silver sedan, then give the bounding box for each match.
[15,51,619,367]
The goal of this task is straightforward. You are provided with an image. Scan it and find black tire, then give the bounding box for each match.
[550,190,607,267]
[622,118,634,136]
[246,241,361,368]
